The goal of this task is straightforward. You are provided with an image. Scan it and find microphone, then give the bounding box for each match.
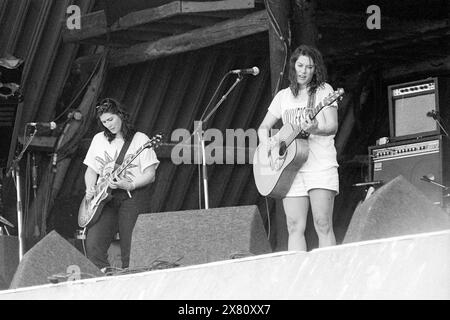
[421,174,435,182]
[27,121,57,130]
[352,180,383,187]
[229,66,259,76]
[67,111,82,121]
[426,110,438,119]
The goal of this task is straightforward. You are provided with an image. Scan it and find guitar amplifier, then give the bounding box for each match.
[369,135,450,208]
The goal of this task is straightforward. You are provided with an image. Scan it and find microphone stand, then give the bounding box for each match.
[6,125,38,260]
[430,111,449,137]
[352,181,383,201]
[421,176,450,211]
[421,176,449,191]
[0,216,14,235]
[195,73,244,209]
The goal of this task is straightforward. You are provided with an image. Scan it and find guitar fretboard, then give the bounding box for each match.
[306,89,344,120]
[114,136,161,178]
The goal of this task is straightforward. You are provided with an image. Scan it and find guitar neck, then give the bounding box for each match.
[114,143,150,178]
[307,89,343,120]
[309,101,326,120]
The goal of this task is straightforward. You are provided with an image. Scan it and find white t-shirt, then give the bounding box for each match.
[83,131,160,184]
[268,83,339,172]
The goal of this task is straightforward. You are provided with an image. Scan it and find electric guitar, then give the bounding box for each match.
[78,134,163,228]
[253,88,344,198]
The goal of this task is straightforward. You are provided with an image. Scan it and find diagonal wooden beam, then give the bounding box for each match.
[181,0,254,13]
[75,10,268,68]
[321,14,450,59]
[382,56,450,79]
[63,2,179,43]
[63,0,255,43]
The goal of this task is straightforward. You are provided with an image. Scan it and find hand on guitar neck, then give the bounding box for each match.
[299,110,318,134]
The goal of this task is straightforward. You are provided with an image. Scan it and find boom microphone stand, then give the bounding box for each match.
[194,72,248,209]
[427,110,449,137]
[421,175,450,212]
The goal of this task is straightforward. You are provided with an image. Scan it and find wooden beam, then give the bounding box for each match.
[62,2,179,43]
[181,0,255,13]
[76,140,256,165]
[322,17,450,59]
[63,0,255,43]
[292,0,318,46]
[382,56,450,80]
[17,135,57,151]
[267,0,290,96]
[157,143,256,165]
[75,10,268,68]
[62,10,108,43]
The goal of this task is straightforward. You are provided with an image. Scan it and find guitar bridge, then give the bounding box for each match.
[296,130,310,139]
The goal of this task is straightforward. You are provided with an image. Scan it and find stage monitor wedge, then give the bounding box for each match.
[130,205,272,268]
[9,231,103,289]
[344,176,450,244]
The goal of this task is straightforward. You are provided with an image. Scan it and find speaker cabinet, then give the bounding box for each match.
[130,205,272,268]
[369,135,450,208]
[388,77,450,141]
[344,176,450,243]
[10,231,103,289]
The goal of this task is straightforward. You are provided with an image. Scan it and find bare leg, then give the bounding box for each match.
[282,197,309,251]
[309,189,336,248]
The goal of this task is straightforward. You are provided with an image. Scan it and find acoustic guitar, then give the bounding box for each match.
[78,134,163,228]
[253,88,344,198]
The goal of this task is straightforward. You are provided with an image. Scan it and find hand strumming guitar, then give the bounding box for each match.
[108,178,135,191]
[85,186,96,201]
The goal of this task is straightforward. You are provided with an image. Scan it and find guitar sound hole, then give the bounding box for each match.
[279,142,286,156]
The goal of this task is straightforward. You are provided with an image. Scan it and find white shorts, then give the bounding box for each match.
[285,167,339,197]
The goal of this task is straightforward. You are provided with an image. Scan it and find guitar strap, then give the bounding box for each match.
[306,88,316,112]
[110,133,135,199]
[296,88,316,139]
[115,133,134,169]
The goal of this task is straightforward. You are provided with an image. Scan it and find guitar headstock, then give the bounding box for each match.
[145,133,164,149]
[324,88,345,106]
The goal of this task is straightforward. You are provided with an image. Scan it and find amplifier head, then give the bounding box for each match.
[369,135,450,208]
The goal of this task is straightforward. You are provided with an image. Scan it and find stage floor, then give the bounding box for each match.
[0,229,449,300]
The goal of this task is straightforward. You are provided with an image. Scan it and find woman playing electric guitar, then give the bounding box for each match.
[83,98,160,271]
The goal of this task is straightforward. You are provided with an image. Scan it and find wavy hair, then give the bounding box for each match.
[288,44,327,97]
[95,97,136,142]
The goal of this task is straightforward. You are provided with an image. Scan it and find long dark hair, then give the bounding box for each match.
[96,97,136,142]
[288,44,327,97]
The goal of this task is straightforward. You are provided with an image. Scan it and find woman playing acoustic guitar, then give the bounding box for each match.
[257,45,339,251]
[83,98,159,270]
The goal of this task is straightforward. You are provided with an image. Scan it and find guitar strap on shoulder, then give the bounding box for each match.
[115,133,135,168]
[306,88,316,111]
[296,88,317,139]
